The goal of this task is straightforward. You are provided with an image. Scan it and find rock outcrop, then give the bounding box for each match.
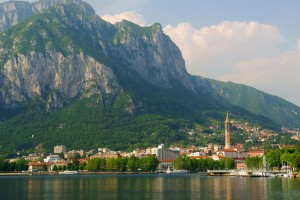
[1,52,120,109]
[0,0,194,109]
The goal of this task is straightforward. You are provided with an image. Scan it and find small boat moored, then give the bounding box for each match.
[165,167,189,174]
[58,170,78,175]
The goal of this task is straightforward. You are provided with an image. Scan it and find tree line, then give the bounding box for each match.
[86,155,159,172]
[0,158,28,172]
[245,147,300,171]
[265,147,300,171]
[173,155,235,172]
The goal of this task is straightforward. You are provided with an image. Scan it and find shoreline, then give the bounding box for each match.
[1,171,299,178]
[0,171,158,176]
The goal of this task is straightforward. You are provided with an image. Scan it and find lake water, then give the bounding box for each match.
[0,174,299,200]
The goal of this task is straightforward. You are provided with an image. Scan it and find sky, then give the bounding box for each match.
[1,0,300,106]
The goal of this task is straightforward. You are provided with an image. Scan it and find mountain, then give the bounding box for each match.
[0,0,299,155]
[0,0,95,32]
[206,79,300,128]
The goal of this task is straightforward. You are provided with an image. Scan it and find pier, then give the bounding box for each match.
[207,170,298,177]
[207,170,232,176]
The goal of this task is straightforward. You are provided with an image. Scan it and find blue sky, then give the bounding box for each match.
[1,0,300,106]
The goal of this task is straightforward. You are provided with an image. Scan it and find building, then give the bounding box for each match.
[189,152,206,158]
[28,162,50,172]
[248,150,264,157]
[64,150,86,159]
[157,148,180,160]
[98,148,111,153]
[48,161,69,171]
[217,149,248,159]
[25,153,45,161]
[54,145,66,154]
[146,145,181,170]
[44,155,62,163]
[90,151,122,159]
[156,147,181,170]
[146,147,158,156]
[225,113,231,149]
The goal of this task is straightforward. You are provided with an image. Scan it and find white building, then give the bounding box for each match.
[98,148,111,153]
[146,147,158,155]
[189,152,206,157]
[44,155,62,163]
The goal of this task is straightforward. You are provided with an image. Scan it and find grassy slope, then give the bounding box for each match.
[207,79,300,128]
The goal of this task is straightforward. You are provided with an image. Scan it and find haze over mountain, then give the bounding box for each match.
[0,0,299,154]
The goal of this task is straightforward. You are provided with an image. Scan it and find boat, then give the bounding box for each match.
[165,167,172,174]
[165,167,188,174]
[58,170,78,175]
[171,169,189,174]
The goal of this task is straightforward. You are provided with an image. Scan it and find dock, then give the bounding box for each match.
[207,170,299,177]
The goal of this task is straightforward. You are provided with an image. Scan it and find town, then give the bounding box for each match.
[1,113,300,176]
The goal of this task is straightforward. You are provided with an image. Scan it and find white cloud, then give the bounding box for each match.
[220,43,300,105]
[164,21,285,77]
[101,11,146,26]
[164,21,300,106]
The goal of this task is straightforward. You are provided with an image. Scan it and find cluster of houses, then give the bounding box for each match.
[25,142,266,172]
[24,113,298,172]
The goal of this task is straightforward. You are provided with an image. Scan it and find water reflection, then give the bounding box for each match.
[0,174,300,199]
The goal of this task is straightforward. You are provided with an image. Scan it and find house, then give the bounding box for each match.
[189,152,207,159]
[248,150,264,157]
[28,162,50,172]
[217,149,248,159]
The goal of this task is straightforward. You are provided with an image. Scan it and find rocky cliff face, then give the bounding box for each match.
[0,0,95,31]
[113,21,194,90]
[0,0,194,110]
[0,1,34,31]
[0,52,120,110]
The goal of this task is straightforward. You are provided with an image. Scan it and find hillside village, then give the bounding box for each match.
[2,113,300,173]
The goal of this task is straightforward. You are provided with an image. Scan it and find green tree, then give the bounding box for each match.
[120,158,128,172]
[219,159,226,169]
[190,158,198,172]
[266,149,281,169]
[15,159,28,171]
[42,164,48,172]
[292,154,300,171]
[173,156,184,170]
[99,158,106,171]
[106,159,114,171]
[139,155,159,172]
[197,158,207,171]
[280,152,291,166]
[87,158,101,171]
[213,160,221,170]
[52,165,58,172]
[206,158,215,170]
[246,156,262,170]
[183,155,191,170]
[224,158,235,170]
[126,156,139,171]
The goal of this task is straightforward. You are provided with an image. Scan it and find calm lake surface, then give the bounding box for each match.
[0,174,300,200]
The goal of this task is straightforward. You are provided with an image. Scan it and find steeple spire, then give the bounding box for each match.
[225,112,231,149]
[225,112,229,123]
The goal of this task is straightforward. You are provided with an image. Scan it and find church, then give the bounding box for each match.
[214,113,248,169]
[212,113,265,169]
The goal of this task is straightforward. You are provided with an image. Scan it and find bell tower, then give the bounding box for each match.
[225,112,231,149]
